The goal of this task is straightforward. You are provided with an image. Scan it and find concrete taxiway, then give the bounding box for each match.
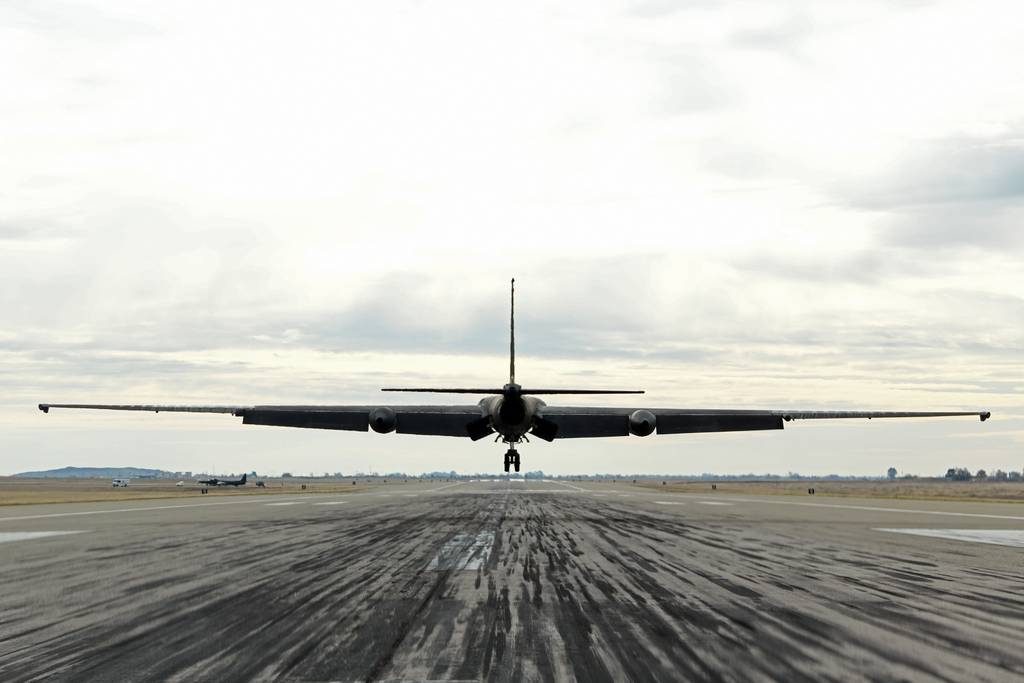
[0,479,1022,682]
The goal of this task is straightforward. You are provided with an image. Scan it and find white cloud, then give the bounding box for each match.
[1,0,1021,476]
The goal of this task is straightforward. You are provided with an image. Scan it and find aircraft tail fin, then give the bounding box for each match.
[380,279,644,396]
[510,277,515,384]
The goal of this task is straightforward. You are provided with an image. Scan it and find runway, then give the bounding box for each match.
[1,480,1023,682]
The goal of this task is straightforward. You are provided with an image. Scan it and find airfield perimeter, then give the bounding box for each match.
[1,480,1023,682]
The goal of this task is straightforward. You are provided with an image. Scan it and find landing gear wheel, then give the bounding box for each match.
[504,448,518,474]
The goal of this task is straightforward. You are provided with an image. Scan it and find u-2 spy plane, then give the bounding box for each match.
[39,280,989,472]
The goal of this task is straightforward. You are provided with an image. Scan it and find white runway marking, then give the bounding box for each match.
[455,490,579,494]
[699,501,734,506]
[265,502,303,506]
[423,482,465,493]
[0,531,85,544]
[878,529,1024,548]
[312,501,348,506]
[546,480,586,492]
[654,501,684,505]
[403,494,419,498]
[685,496,1024,521]
[0,497,312,523]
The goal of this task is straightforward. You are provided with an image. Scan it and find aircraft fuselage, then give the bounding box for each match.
[479,383,546,442]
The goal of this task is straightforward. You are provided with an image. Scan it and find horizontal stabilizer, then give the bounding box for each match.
[382,388,506,394]
[381,388,644,395]
[521,389,644,395]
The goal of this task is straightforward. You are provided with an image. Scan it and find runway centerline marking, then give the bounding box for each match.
[698,501,734,506]
[265,502,303,506]
[312,501,349,506]
[654,501,684,505]
[0,531,86,544]
[878,528,1024,548]
[0,497,314,522]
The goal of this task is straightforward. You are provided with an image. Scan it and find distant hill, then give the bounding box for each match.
[13,466,177,479]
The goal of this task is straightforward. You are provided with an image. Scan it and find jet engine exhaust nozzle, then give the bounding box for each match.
[369,407,397,433]
[629,409,656,437]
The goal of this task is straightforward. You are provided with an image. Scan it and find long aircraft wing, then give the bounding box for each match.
[37,404,488,437]
[537,407,990,438]
[38,403,990,439]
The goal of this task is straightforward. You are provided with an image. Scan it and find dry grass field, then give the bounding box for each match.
[631,478,1024,503]
[6,476,1024,506]
[0,477,429,506]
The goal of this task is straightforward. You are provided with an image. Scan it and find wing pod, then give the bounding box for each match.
[628,410,656,436]
[369,407,397,433]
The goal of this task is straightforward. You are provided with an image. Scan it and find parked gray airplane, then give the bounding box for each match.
[197,473,247,487]
[39,280,990,472]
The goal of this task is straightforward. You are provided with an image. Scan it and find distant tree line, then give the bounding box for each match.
[945,467,1023,482]
[230,469,1024,481]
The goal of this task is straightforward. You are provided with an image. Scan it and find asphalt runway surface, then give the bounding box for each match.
[1,480,1023,682]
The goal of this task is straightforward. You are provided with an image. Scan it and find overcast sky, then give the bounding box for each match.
[2,0,1021,477]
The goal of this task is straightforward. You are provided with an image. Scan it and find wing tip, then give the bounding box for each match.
[981,411,991,422]
[38,404,49,414]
